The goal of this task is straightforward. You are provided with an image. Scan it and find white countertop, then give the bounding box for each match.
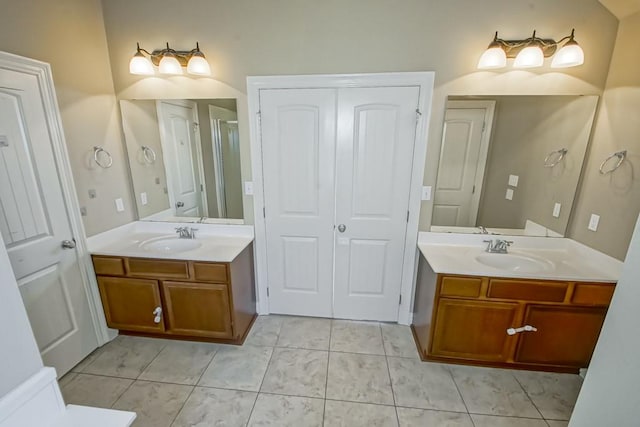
[87,221,254,263]
[418,232,622,283]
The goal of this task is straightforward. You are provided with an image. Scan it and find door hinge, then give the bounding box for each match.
[415,108,422,123]
[399,294,402,305]
[263,207,266,218]
[472,185,476,194]
[407,210,410,222]
[201,184,204,192]
[482,121,486,132]
[266,287,269,297]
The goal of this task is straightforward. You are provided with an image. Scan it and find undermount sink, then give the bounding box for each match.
[140,236,202,254]
[475,253,555,273]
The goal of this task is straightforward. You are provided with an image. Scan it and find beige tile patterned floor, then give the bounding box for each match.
[60,315,582,426]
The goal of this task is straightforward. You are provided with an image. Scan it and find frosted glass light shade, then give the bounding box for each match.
[129,53,154,75]
[477,47,507,69]
[159,54,183,74]
[514,45,544,68]
[186,54,211,76]
[551,43,584,68]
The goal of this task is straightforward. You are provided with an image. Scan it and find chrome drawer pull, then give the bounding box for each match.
[507,325,537,335]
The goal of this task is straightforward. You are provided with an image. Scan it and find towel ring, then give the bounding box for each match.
[141,145,157,164]
[544,148,568,168]
[93,146,113,169]
[599,150,627,175]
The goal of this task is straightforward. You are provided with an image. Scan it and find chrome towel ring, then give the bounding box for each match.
[544,148,568,168]
[141,145,157,164]
[93,146,113,169]
[599,150,627,174]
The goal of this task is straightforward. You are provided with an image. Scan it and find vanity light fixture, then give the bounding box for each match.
[129,42,211,76]
[477,29,584,70]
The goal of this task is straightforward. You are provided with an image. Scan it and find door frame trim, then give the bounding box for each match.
[0,51,108,344]
[247,72,435,324]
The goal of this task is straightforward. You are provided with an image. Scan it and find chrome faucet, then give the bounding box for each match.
[483,239,513,254]
[175,226,197,239]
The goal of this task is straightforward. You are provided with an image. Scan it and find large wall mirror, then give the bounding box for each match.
[120,98,243,223]
[431,95,599,237]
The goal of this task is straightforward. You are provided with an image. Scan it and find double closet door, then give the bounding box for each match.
[260,86,420,321]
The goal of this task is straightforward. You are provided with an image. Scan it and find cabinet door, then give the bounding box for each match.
[431,298,519,361]
[515,305,607,367]
[161,281,233,338]
[97,276,164,333]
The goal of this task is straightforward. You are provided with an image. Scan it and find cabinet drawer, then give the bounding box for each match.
[572,283,615,306]
[92,256,125,276]
[440,276,482,298]
[488,279,567,302]
[193,262,228,283]
[127,258,189,279]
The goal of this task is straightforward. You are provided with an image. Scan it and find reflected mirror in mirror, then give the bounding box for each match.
[120,98,243,223]
[431,95,598,237]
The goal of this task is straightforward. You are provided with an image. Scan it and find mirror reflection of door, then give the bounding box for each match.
[209,105,243,219]
[157,100,208,218]
[433,101,495,226]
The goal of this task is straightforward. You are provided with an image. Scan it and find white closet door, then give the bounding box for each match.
[333,87,420,321]
[260,89,337,317]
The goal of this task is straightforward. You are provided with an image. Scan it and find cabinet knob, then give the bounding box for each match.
[507,325,537,335]
[153,306,162,324]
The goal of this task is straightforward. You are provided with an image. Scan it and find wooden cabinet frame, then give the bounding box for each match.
[92,244,256,344]
[412,269,615,373]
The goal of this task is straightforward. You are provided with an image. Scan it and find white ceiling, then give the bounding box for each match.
[599,0,640,19]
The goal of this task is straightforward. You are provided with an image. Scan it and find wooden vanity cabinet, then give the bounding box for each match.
[412,268,615,373]
[92,244,256,344]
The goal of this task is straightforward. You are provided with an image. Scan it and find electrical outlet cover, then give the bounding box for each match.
[553,203,561,218]
[421,186,432,201]
[505,188,514,200]
[115,198,125,212]
[588,214,600,231]
[141,192,148,205]
[508,174,519,187]
[244,181,254,196]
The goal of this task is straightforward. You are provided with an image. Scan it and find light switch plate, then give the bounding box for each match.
[508,174,519,187]
[505,188,514,200]
[244,181,254,196]
[141,192,148,205]
[553,203,561,218]
[115,198,125,212]
[421,186,432,201]
[588,214,600,231]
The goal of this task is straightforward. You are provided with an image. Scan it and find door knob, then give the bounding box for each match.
[337,224,346,233]
[175,201,185,208]
[61,239,76,249]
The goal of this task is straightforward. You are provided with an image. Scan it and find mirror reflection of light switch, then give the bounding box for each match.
[508,175,519,187]
[141,192,148,205]
[553,203,561,218]
[421,186,432,201]
[505,188,514,200]
[244,181,254,196]
[588,214,600,232]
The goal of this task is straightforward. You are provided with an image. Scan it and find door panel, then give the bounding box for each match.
[158,101,204,217]
[0,68,97,375]
[433,108,486,226]
[261,89,336,317]
[334,86,419,320]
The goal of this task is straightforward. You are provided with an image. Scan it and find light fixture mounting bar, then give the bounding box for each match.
[496,36,558,58]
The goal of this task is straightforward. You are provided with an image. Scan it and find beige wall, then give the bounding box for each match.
[0,0,135,236]
[99,0,618,228]
[120,100,170,218]
[194,100,219,217]
[477,96,598,235]
[568,11,640,260]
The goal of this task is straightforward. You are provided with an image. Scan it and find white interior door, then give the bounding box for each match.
[333,87,420,321]
[433,106,491,226]
[260,89,336,317]
[157,100,205,217]
[0,67,97,376]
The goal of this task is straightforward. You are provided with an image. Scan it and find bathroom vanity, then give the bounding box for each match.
[87,222,256,344]
[413,233,621,373]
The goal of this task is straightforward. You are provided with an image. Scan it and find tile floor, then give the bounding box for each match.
[59,315,581,426]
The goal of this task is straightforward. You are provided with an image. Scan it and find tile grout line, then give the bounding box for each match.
[323,319,334,426]
[511,373,547,420]
[244,319,282,427]
[444,365,475,426]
